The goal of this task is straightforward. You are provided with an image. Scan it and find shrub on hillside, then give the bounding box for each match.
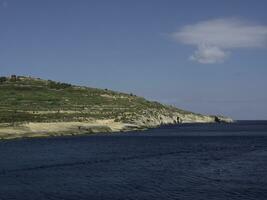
[0,76,7,83]
[48,81,72,89]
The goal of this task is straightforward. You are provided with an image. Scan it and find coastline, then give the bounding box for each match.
[0,120,140,140]
[0,117,233,140]
[0,76,233,140]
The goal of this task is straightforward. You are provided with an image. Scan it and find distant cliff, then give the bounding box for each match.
[0,75,233,139]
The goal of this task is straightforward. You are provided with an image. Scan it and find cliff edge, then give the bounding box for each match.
[0,75,233,139]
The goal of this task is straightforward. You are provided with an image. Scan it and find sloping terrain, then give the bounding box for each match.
[0,75,232,139]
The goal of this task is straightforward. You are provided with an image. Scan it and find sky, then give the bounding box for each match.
[0,0,267,120]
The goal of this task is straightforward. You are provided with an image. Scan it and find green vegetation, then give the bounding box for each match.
[0,75,192,124]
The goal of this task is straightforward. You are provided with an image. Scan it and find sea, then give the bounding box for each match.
[0,120,267,200]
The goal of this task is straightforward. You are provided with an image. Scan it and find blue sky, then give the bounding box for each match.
[1,0,267,119]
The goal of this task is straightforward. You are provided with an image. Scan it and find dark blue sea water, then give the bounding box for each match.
[0,121,267,200]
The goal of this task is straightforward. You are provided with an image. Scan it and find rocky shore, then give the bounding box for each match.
[0,115,233,140]
[0,75,233,140]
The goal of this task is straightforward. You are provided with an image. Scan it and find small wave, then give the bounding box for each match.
[0,150,190,175]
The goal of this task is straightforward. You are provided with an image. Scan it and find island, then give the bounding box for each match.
[0,75,233,139]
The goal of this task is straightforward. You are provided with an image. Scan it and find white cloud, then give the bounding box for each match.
[172,18,267,64]
[190,45,229,64]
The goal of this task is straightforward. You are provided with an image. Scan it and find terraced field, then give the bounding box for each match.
[0,75,192,125]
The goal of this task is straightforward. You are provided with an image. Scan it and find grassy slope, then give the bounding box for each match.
[0,76,194,125]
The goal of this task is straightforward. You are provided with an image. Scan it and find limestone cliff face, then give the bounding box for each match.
[125,109,233,129]
[214,116,234,123]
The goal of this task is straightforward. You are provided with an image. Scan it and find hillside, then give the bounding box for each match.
[0,75,233,139]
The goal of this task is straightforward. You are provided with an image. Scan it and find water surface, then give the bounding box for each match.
[0,121,267,200]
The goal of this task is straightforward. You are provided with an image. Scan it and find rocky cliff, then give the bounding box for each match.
[0,75,233,139]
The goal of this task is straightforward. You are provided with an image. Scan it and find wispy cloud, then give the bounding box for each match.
[172,18,267,64]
